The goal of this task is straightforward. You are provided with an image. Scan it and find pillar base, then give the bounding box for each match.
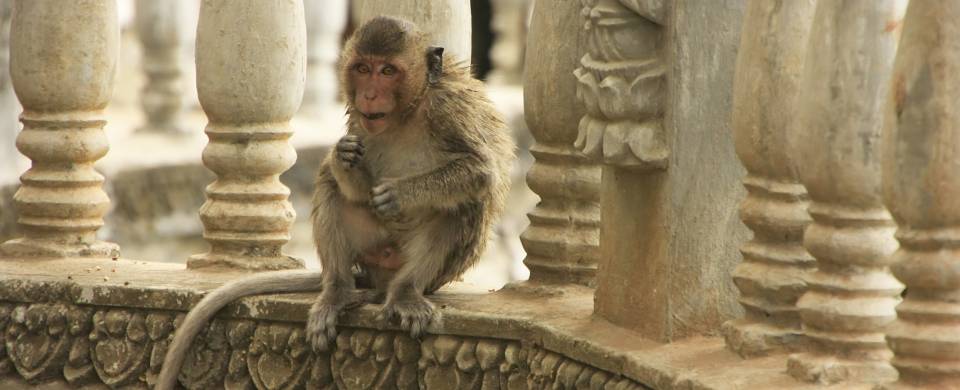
[787,352,898,385]
[0,238,119,259]
[187,252,304,271]
[721,320,804,358]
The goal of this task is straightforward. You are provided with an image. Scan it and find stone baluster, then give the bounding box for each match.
[488,0,529,85]
[188,0,306,270]
[134,0,183,133]
[0,0,120,259]
[521,0,600,286]
[353,0,471,63]
[721,0,818,357]
[882,2,960,387]
[301,0,348,115]
[785,0,906,384]
[581,0,747,341]
[0,0,19,183]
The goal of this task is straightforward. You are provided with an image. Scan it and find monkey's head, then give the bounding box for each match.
[342,16,444,134]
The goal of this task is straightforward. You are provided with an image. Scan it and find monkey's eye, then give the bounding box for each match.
[354,63,371,74]
[381,65,397,76]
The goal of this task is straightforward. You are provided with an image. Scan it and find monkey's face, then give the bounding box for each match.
[351,56,405,134]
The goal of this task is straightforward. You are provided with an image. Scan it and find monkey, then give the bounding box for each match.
[156,16,515,390]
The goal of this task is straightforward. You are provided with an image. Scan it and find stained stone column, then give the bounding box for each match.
[188,0,306,270]
[353,0,471,63]
[487,0,528,85]
[135,0,183,133]
[580,0,747,342]
[0,0,18,182]
[785,0,906,385]
[721,0,818,357]
[301,0,348,114]
[521,0,600,286]
[0,0,120,259]
[882,2,960,387]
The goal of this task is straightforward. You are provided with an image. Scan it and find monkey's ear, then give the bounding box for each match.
[427,46,444,85]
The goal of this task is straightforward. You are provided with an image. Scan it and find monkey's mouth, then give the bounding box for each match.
[361,112,387,120]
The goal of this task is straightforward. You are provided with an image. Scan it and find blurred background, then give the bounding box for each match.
[0,0,536,290]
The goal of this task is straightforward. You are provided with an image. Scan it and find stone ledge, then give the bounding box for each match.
[0,258,859,389]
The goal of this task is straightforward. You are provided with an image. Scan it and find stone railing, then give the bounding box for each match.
[1,1,957,390]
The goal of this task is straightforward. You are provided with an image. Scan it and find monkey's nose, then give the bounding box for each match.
[364,93,377,100]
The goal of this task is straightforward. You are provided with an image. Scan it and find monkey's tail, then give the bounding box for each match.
[156,269,322,390]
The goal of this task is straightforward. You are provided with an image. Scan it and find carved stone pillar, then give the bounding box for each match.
[301,0,348,114]
[521,0,600,286]
[0,0,18,183]
[882,2,960,387]
[0,0,120,259]
[134,0,183,133]
[721,0,818,357]
[188,0,306,270]
[488,0,528,85]
[353,0,471,63]
[581,0,748,342]
[785,0,906,385]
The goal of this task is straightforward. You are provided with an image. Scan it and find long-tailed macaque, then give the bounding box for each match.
[157,16,514,390]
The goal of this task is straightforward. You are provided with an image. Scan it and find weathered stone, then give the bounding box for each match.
[0,0,120,259]
[188,0,306,270]
[0,0,19,184]
[301,0,348,115]
[574,0,668,169]
[722,0,818,357]
[882,2,960,388]
[134,0,184,134]
[785,0,906,385]
[352,0,472,63]
[591,0,748,342]
[520,0,601,286]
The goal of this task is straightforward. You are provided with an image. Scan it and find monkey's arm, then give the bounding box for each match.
[327,134,374,203]
[373,133,491,215]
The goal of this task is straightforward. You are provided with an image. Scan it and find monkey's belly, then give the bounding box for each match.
[340,202,392,252]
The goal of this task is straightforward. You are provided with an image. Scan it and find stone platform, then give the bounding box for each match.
[0,257,854,389]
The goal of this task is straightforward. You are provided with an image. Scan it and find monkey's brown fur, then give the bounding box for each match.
[157,16,514,389]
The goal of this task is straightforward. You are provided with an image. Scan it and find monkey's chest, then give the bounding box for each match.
[363,136,443,180]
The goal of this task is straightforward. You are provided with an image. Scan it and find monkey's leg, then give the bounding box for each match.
[379,217,462,337]
[307,171,381,351]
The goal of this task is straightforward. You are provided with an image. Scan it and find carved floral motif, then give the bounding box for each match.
[179,317,230,389]
[5,304,71,383]
[574,0,667,170]
[248,323,312,390]
[89,310,152,388]
[0,303,649,389]
[63,307,95,387]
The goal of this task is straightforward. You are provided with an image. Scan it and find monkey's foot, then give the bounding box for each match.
[306,289,382,351]
[379,296,442,338]
[306,301,340,351]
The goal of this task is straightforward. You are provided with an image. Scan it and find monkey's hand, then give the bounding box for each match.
[371,180,404,220]
[336,134,365,169]
[378,294,441,338]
